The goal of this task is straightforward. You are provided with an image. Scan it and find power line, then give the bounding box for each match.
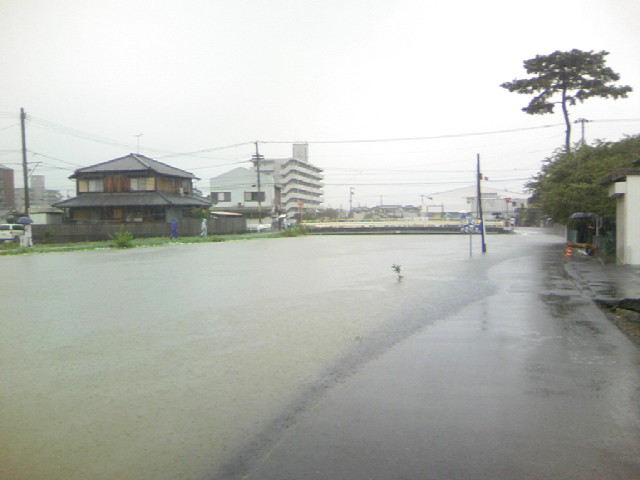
[34,162,75,172]
[28,115,140,150]
[27,115,255,160]
[259,123,565,145]
[28,150,84,167]
[157,142,254,159]
[325,167,537,174]
[593,118,640,123]
[186,160,251,170]
[0,123,19,132]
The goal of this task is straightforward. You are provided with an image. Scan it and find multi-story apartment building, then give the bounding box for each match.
[259,143,323,218]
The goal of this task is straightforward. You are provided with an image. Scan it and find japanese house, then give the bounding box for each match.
[54,154,211,223]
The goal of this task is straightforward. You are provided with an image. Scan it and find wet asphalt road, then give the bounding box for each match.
[229,236,640,480]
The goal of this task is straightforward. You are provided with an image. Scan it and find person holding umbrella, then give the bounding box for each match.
[200,217,207,238]
[17,216,33,247]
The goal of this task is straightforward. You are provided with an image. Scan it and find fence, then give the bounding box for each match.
[31,217,246,244]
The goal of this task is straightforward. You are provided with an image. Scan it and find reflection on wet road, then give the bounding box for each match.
[233,233,640,480]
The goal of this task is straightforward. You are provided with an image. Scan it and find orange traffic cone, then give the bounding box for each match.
[564,243,573,257]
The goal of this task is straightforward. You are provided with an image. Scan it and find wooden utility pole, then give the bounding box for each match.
[349,187,355,218]
[20,108,30,215]
[574,118,590,146]
[252,141,263,223]
[476,154,487,253]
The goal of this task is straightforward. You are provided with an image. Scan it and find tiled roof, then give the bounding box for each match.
[70,154,196,179]
[53,192,211,208]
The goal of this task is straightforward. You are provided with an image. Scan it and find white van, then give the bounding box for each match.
[0,224,25,243]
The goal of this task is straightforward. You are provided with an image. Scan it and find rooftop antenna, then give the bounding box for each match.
[135,134,143,154]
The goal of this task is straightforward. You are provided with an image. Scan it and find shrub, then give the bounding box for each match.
[42,231,55,243]
[278,224,308,237]
[110,225,134,248]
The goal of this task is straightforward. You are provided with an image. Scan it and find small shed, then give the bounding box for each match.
[29,208,64,225]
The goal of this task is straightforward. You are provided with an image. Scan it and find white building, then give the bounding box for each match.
[604,165,640,265]
[210,167,279,224]
[426,185,527,219]
[260,143,323,218]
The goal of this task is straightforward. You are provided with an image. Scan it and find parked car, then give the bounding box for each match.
[0,224,25,243]
[246,223,272,232]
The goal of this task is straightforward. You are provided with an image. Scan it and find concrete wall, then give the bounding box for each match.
[621,176,640,264]
[609,175,640,265]
[31,217,246,243]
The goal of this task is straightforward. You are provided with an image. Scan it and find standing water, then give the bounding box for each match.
[0,232,561,479]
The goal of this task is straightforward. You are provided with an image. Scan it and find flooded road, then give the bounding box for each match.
[2,230,631,479]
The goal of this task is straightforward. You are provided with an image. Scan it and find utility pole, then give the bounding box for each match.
[349,187,355,219]
[20,108,30,216]
[476,154,487,253]
[574,118,590,146]
[252,141,264,223]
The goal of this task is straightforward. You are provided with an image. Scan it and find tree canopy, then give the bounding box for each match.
[527,134,640,223]
[501,49,632,152]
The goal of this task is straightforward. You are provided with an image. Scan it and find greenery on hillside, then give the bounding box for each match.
[527,135,640,223]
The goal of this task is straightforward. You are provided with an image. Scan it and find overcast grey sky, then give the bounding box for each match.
[1,0,639,208]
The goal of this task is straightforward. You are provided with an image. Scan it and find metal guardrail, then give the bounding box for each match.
[303,219,506,229]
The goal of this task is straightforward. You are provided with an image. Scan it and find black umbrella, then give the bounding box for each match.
[16,217,33,224]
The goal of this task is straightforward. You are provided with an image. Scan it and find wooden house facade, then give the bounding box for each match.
[54,154,211,223]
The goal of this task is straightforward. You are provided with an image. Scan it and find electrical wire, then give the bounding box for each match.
[157,142,255,159]
[259,123,565,144]
[593,118,640,123]
[27,115,256,161]
[27,150,84,167]
[0,123,19,132]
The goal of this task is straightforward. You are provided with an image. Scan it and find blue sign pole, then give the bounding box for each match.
[468,216,473,257]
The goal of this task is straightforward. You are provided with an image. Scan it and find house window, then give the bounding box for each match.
[244,191,265,202]
[89,179,103,192]
[181,179,192,195]
[78,178,104,193]
[130,177,154,191]
[212,192,231,203]
[157,177,192,195]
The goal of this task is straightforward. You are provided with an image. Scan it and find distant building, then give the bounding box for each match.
[14,175,63,213]
[0,164,15,214]
[370,205,421,219]
[210,167,279,223]
[467,190,527,220]
[259,143,324,218]
[210,143,324,221]
[426,185,526,220]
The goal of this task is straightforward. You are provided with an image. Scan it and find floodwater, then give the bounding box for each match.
[0,231,562,480]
